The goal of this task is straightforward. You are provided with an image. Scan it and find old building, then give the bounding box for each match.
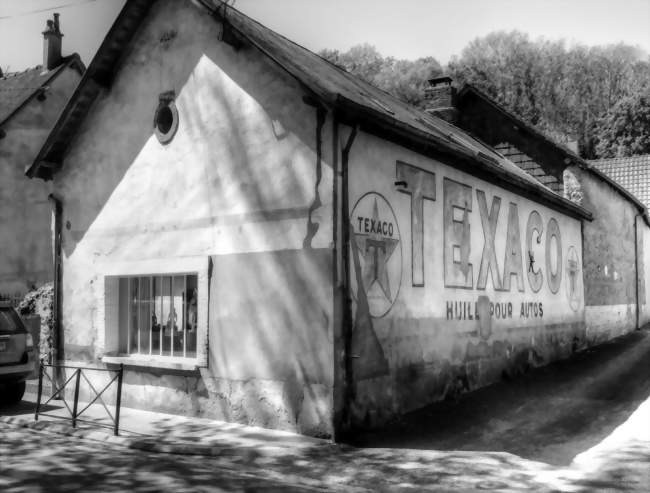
[29,0,631,439]
[426,79,650,344]
[0,14,84,298]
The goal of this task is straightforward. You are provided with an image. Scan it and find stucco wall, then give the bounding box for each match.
[0,67,80,295]
[346,130,585,426]
[54,0,334,436]
[567,166,640,342]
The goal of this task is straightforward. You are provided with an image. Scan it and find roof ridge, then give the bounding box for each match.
[27,0,592,222]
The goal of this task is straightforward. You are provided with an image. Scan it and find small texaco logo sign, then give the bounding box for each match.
[566,246,581,311]
[350,193,402,317]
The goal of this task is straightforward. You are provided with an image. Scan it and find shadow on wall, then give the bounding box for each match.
[56,3,332,434]
[61,25,322,259]
[208,248,333,435]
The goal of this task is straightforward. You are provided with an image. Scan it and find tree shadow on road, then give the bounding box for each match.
[0,399,59,417]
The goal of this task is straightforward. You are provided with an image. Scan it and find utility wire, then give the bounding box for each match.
[0,0,98,20]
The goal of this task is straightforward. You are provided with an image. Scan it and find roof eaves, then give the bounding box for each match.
[0,60,73,128]
[205,2,589,219]
[334,94,592,222]
[27,0,156,180]
[458,84,649,223]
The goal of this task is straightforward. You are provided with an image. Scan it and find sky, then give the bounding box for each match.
[1,0,649,73]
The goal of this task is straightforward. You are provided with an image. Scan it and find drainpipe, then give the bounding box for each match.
[48,194,63,389]
[340,123,358,434]
[634,213,641,329]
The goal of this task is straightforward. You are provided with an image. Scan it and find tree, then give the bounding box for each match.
[594,92,650,157]
[319,45,442,108]
[448,31,650,158]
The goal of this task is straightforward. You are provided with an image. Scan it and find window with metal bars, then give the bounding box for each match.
[114,274,198,358]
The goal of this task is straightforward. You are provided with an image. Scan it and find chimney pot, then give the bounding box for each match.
[42,13,63,71]
[424,76,458,123]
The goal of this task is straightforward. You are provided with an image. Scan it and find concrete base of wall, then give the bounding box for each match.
[585,304,636,344]
[59,363,333,438]
[348,321,586,430]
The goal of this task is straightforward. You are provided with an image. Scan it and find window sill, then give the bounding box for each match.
[102,355,199,372]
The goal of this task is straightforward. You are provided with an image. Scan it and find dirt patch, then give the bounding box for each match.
[17,283,54,362]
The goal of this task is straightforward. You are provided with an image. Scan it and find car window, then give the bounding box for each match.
[0,308,22,334]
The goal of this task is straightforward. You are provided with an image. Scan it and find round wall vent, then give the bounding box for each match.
[154,93,179,144]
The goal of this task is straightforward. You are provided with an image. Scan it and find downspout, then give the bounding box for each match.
[48,194,63,388]
[340,123,358,434]
[634,213,641,329]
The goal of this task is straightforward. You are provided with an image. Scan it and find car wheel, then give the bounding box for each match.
[2,381,26,405]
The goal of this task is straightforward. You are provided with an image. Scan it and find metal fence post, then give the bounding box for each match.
[35,361,43,421]
[114,364,123,436]
[72,368,81,428]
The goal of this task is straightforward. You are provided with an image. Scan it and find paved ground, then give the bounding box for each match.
[0,328,649,492]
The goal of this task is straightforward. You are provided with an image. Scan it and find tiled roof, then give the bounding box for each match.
[590,155,650,209]
[217,1,550,194]
[457,84,648,222]
[0,64,66,125]
[0,54,84,127]
[26,0,592,220]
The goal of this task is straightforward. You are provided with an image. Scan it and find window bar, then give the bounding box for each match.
[127,278,131,355]
[149,277,153,356]
[170,276,174,358]
[159,275,163,356]
[183,275,187,358]
[135,278,140,354]
[137,277,142,355]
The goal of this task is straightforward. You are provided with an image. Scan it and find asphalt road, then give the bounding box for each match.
[0,425,331,493]
[1,328,649,492]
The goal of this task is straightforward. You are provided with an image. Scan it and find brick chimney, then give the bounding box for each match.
[424,76,458,123]
[42,13,63,71]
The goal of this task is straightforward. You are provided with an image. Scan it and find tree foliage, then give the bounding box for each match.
[594,92,650,157]
[448,32,649,158]
[320,34,649,159]
[319,44,442,108]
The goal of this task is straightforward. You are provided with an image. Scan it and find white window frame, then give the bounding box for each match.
[99,256,208,370]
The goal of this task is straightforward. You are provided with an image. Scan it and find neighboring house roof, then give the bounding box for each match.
[590,155,650,210]
[27,0,591,221]
[457,84,648,223]
[0,55,84,127]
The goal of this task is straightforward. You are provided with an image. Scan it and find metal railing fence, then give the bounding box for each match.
[35,362,124,436]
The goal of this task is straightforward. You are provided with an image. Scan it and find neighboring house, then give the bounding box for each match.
[590,155,650,210]
[424,78,650,341]
[29,0,596,438]
[0,14,84,299]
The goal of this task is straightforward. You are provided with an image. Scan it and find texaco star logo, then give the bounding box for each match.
[350,193,402,317]
[566,246,581,311]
